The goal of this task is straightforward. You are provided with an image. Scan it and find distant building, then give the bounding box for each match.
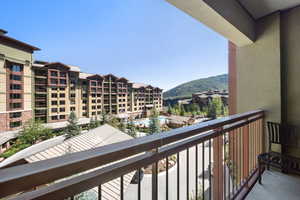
[192,90,228,109]
[0,30,163,134]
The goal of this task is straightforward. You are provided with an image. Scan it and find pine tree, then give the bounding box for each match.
[127,119,137,138]
[65,112,81,139]
[148,109,161,135]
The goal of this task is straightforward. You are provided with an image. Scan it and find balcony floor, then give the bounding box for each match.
[246,169,300,200]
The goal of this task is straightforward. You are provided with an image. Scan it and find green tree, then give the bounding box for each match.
[180,104,186,116]
[101,111,109,125]
[65,112,81,139]
[167,104,172,115]
[19,120,53,145]
[127,119,137,138]
[207,97,223,119]
[89,117,96,130]
[118,121,127,132]
[148,109,161,135]
[94,115,101,127]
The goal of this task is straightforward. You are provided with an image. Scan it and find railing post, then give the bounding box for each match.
[243,120,250,185]
[151,148,158,200]
[213,128,224,200]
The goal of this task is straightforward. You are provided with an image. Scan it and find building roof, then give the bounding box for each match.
[0,33,40,51]
[132,82,149,89]
[26,124,132,162]
[0,130,19,146]
[79,72,94,79]
[45,117,91,129]
[0,125,134,199]
[33,61,81,72]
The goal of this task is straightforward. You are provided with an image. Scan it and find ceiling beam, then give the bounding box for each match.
[166,0,256,46]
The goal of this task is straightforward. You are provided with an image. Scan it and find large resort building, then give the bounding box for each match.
[0,29,163,133]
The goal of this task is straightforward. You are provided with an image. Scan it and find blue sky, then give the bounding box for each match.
[1,0,227,90]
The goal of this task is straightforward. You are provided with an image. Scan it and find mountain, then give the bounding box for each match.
[163,74,228,99]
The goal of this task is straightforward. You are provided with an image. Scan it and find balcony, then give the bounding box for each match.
[0,110,264,199]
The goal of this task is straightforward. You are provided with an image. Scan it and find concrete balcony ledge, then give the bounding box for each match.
[247,170,300,200]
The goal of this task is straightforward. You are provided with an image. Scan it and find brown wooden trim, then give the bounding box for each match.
[228,41,237,115]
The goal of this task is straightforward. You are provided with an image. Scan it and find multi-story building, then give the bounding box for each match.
[0,29,163,133]
[192,90,228,109]
[0,29,40,132]
[31,62,163,124]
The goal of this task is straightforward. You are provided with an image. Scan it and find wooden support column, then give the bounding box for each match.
[243,124,250,180]
[213,135,224,200]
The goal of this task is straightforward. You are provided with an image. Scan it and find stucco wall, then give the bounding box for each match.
[236,13,281,123]
[281,7,300,155]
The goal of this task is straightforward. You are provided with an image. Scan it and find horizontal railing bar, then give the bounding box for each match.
[8,129,222,200]
[0,110,264,198]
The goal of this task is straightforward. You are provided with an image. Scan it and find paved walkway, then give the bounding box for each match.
[124,144,212,200]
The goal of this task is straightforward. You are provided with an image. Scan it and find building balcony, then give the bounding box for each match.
[0,110,266,199]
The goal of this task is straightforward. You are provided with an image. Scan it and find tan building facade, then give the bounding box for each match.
[0,29,163,132]
[31,64,163,123]
[0,29,39,132]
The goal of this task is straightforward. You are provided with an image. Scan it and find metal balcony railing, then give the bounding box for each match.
[0,110,264,200]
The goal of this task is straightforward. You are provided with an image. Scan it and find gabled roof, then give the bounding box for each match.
[104,73,119,79]
[44,62,70,69]
[87,74,103,80]
[132,82,149,89]
[0,34,40,52]
[118,77,128,82]
[79,72,94,79]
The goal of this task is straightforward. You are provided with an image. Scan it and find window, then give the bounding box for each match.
[51,93,58,98]
[70,107,75,111]
[59,88,65,91]
[82,100,87,104]
[51,101,58,105]
[9,121,22,128]
[52,87,58,91]
[92,112,96,115]
[9,112,21,118]
[97,99,101,103]
[70,93,76,98]
[91,81,97,86]
[10,84,21,90]
[60,72,66,77]
[51,108,58,112]
[10,74,21,81]
[59,115,66,119]
[92,100,96,103]
[92,106,96,110]
[51,116,58,120]
[10,64,22,72]
[10,103,22,109]
[9,93,22,99]
[82,106,87,110]
[82,94,88,98]
[59,108,65,112]
[92,94,96,97]
[97,105,101,109]
[59,100,65,105]
[59,93,65,98]
[60,79,66,84]
[50,71,58,77]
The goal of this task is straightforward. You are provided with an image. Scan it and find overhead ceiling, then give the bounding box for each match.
[238,0,300,19]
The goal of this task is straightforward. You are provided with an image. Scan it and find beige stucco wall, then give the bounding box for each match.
[236,13,281,123]
[281,7,300,155]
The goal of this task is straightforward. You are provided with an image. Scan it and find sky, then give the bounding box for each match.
[1,0,227,90]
